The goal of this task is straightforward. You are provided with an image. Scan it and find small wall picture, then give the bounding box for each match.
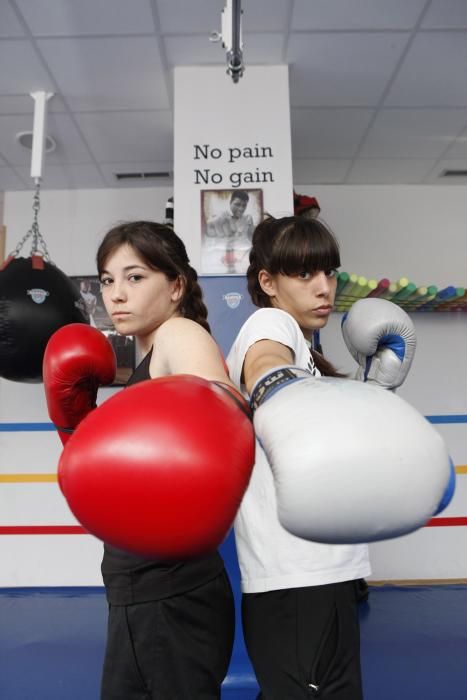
[71,275,136,386]
[201,188,263,274]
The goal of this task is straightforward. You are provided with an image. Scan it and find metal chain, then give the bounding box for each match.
[9,179,51,261]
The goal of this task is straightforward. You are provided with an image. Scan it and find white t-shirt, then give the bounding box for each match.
[227,307,371,593]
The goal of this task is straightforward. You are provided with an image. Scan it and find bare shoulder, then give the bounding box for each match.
[155,316,211,346]
[154,317,229,381]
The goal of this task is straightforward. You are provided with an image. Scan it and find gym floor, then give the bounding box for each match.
[1,582,467,699]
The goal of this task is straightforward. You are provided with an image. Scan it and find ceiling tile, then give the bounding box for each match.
[385,32,467,106]
[287,32,410,106]
[292,0,426,30]
[164,35,226,65]
[0,112,94,165]
[74,111,173,162]
[0,166,26,189]
[2,2,467,190]
[291,108,374,158]
[15,0,155,36]
[359,109,467,158]
[15,163,106,189]
[37,37,170,111]
[0,2,26,37]
[231,32,284,63]
[422,0,467,29]
[443,127,467,159]
[293,158,351,184]
[347,158,435,184]
[0,40,55,94]
[164,32,283,65]
[240,0,291,32]
[0,94,67,114]
[158,0,289,34]
[157,0,222,34]
[100,161,173,188]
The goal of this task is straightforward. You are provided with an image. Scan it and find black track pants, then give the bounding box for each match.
[101,570,235,700]
[243,580,363,699]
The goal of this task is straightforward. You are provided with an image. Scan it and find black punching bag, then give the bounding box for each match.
[0,255,89,383]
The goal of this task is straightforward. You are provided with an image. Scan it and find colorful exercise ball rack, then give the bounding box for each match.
[334,273,467,312]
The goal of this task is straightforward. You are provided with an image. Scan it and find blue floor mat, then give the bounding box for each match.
[1,585,467,699]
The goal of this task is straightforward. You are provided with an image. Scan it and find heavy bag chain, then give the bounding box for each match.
[9,180,51,262]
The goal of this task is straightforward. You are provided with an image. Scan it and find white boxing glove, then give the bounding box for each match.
[251,366,452,544]
[341,298,416,389]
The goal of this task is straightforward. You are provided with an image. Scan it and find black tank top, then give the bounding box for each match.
[101,348,224,604]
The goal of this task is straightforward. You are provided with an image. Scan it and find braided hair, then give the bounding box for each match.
[96,221,210,333]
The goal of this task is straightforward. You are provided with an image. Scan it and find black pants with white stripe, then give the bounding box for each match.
[243,580,363,699]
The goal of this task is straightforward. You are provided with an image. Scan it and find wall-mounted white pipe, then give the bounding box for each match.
[29,91,54,181]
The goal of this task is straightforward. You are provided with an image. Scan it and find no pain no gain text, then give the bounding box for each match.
[193,142,275,188]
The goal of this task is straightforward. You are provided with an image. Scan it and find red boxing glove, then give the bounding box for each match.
[43,323,117,445]
[58,375,255,559]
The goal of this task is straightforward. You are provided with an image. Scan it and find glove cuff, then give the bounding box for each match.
[250,366,310,411]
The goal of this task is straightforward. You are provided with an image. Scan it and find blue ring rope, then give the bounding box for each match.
[1,415,467,431]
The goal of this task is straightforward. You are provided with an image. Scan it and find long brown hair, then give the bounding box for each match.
[96,221,210,333]
[247,215,344,377]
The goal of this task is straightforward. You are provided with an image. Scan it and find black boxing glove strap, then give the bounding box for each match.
[250,366,311,412]
[56,425,75,435]
[54,402,97,437]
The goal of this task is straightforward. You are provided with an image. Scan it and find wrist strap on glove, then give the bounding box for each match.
[56,425,75,437]
[250,366,311,411]
[53,400,98,441]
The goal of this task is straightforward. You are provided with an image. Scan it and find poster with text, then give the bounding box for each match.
[174,65,293,270]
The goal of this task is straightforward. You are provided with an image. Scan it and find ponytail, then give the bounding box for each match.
[310,349,347,378]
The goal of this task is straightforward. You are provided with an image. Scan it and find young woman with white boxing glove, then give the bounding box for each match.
[227,215,452,699]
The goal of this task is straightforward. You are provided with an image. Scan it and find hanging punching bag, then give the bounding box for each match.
[0,254,88,383]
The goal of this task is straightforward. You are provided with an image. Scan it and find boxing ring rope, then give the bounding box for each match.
[1,419,466,533]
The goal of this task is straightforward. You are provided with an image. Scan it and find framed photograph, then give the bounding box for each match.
[71,275,136,386]
[200,188,263,274]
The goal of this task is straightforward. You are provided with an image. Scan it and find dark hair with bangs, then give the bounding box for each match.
[247,215,344,377]
[96,221,210,333]
[247,216,340,306]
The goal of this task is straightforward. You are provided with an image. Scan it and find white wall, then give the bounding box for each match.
[299,185,467,286]
[1,184,466,585]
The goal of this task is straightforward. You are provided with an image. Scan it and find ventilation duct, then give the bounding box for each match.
[114,171,171,180]
[440,169,467,178]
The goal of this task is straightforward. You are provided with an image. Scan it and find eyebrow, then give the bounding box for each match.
[101,264,147,275]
